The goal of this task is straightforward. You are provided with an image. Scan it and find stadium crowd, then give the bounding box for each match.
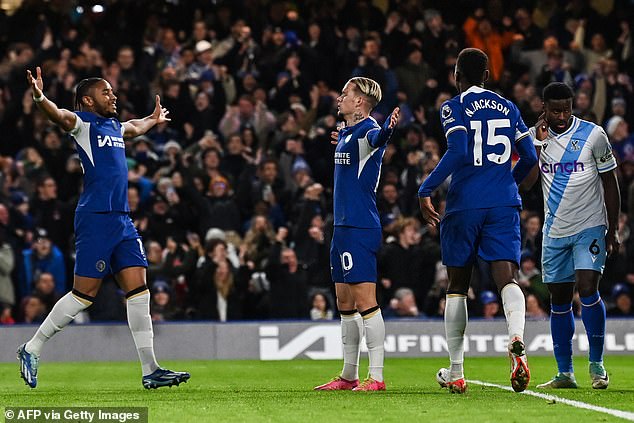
[0,0,633,324]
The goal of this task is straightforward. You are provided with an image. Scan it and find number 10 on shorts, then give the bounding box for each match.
[341,252,353,271]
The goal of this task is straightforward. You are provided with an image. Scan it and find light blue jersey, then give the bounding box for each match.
[530,116,617,238]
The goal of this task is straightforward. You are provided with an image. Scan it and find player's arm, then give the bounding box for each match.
[512,135,538,184]
[512,110,538,185]
[593,127,621,256]
[367,107,400,148]
[27,67,76,132]
[518,113,548,191]
[122,95,171,138]
[417,128,468,198]
[417,127,468,225]
[600,170,621,256]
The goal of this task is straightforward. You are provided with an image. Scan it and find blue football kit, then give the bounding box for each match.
[69,111,147,278]
[418,86,537,267]
[330,116,394,283]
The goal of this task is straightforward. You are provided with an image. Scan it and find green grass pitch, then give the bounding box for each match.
[1,356,633,422]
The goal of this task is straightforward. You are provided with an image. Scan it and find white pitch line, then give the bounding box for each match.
[468,380,634,422]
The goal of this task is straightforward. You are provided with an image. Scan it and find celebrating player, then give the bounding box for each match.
[418,48,537,393]
[17,67,190,389]
[524,82,620,389]
[314,77,399,392]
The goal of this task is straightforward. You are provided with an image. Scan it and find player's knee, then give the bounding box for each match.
[125,284,149,299]
[577,285,599,298]
[495,279,517,293]
[337,298,356,311]
[71,289,95,308]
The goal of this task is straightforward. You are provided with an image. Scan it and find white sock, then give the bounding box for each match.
[25,292,91,356]
[445,295,467,381]
[501,283,526,341]
[126,291,160,376]
[363,309,385,382]
[340,312,363,381]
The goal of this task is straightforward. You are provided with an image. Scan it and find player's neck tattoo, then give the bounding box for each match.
[351,112,364,125]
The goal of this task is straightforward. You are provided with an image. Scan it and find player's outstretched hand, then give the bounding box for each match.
[152,95,171,124]
[388,107,400,129]
[419,196,440,226]
[26,66,44,99]
[535,112,548,141]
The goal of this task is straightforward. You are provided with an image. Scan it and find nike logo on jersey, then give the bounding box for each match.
[97,135,125,148]
[343,135,352,144]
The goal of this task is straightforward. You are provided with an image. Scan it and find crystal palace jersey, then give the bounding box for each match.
[69,111,129,213]
[439,86,530,213]
[333,116,393,228]
[530,116,617,238]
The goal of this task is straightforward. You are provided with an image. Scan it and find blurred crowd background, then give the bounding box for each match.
[0,0,633,325]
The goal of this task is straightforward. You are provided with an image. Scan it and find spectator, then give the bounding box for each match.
[525,293,548,320]
[309,291,333,321]
[384,288,421,318]
[20,228,66,298]
[19,295,46,324]
[0,303,15,324]
[480,290,501,319]
[30,176,72,252]
[377,217,424,306]
[150,280,183,322]
[0,227,15,308]
[265,227,308,319]
[31,272,62,314]
[606,115,634,163]
[608,283,633,316]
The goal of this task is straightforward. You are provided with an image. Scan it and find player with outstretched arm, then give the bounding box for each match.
[314,77,399,392]
[418,48,537,394]
[17,67,190,389]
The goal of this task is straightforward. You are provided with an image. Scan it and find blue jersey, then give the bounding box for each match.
[333,116,393,228]
[435,86,530,213]
[69,111,129,213]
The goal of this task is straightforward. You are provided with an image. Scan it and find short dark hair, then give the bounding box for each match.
[456,48,488,86]
[74,77,103,110]
[543,82,574,102]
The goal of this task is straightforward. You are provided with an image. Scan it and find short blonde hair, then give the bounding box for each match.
[349,77,382,109]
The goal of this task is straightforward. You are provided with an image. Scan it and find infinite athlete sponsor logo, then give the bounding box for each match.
[97,135,125,148]
[541,160,585,174]
[334,152,351,165]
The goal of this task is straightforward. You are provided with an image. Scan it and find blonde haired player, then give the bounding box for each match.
[314,77,399,391]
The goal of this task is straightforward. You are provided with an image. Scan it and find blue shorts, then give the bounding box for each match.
[542,225,607,283]
[74,212,148,278]
[330,226,381,283]
[440,207,521,267]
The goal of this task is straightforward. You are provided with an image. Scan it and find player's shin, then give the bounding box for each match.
[340,310,363,381]
[25,290,93,356]
[361,306,384,382]
[126,287,159,376]
[501,283,526,340]
[551,303,575,374]
[445,294,467,380]
[580,292,606,363]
